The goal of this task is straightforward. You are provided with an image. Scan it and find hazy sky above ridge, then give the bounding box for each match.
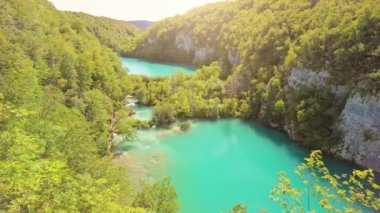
[48,0,223,21]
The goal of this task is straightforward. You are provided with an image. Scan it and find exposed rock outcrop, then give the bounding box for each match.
[148,37,155,44]
[194,47,215,63]
[288,68,330,90]
[174,32,216,64]
[175,32,194,52]
[287,68,349,97]
[227,50,241,67]
[336,93,380,171]
[286,68,380,171]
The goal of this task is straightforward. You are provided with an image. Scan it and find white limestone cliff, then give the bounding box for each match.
[336,93,380,171]
[286,68,380,171]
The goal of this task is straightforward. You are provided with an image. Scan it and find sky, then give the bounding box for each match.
[48,0,223,21]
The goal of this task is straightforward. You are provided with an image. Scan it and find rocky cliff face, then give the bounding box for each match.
[174,32,218,64]
[227,50,241,67]
[287,68,348,97]
[194,47,215,63]
[288,68,330,90]
[175,32,194,52]
[336,93,380,171]
[286,68,380,171]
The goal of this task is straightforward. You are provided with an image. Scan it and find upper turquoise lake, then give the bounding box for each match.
[117,58,376,213]
[121,57,196,77]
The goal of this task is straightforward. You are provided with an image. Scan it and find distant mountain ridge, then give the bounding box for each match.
[127,20,154,29]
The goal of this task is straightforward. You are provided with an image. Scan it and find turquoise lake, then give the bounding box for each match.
[121,57,195,77]
[117,58,376,212]
[118,119,375,213]
[129,105,153,121]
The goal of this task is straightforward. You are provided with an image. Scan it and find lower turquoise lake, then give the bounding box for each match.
[118,119,375,213]
[117,58,376,213]
[121,57,195,77]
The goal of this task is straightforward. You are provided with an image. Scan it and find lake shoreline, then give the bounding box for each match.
[118,57,378,213]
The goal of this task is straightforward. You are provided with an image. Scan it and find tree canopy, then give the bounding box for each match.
[0,0,178,211]
[70,12,142,56]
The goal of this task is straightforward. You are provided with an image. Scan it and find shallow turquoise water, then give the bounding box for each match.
[130,105,153,121]
[119,119,375,213]
[121,57,195,77]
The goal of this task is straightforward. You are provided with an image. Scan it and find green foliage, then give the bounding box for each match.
[71,12,142,55]
[136,0,380,84]
[134,62,254,120]
[130,119,152,129]
[363,129,374,142]
[229,203,248,213]
[288,87,345,147]
[0,105,134,211]
[270,172,305,212]
[133,1,238,64]
[270,150,380,212]
[153,104,177,126]
[114,109,138,145]
[180,120,191,131]
[133,177,180,213]
[368,69,380,90]
[0,0,175,212]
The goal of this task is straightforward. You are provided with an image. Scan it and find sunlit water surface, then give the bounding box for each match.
[121,57,195,77]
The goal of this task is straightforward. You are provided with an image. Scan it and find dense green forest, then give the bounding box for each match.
[70,12,142,56]
[0,0,177,211]
[134,0,380,88]
[131,0,380,149]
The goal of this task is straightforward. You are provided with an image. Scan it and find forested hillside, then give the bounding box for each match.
[70,12,142,56]
[131,0,380,171]
[134,0,379,87]
[0,0,177,211]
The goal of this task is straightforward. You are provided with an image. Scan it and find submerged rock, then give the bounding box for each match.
[115,150,166,186]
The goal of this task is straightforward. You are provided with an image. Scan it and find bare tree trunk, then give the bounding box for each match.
[107,110,117,154]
